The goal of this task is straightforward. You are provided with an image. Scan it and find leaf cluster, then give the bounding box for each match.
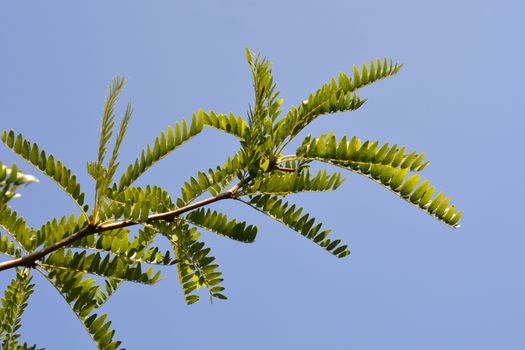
[0,50,461,349]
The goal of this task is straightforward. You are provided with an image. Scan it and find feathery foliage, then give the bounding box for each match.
[1,130,87,213]
[153,221,227,304]
[242,169,345,196]
[0,268,38,350]
[293,133,461,226]
[0,205,36,254]
[184,208,257,243]
[0,50,461,349]
[117,111,205,191]
[241,194,350,257]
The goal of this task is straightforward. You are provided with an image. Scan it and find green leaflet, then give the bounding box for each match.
[184,208,257,243]
[41,249,161,285]
[95,278,121,307]
[241,194,350,258]
[83,313,123,350]
[0,268,37,350]
[0,206,36,253]
[1,130,88,213]
[117,111,205,190]
[295,133,429,171]
[153,221,227,304]
[0,233,23,258]
[202,111,247,139]
[243,169,344,196]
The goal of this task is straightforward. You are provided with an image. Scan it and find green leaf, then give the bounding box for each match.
[1,130,88,213]
[0,206,37,253]
[339,163,460,227]
[202,110,247,139]
[152,221,227,304]
[295,133,428,172]
[243,169,344,196]
[274,58,402,149]
[41,249,161,285]
[241,194,350,258]
[96,77,126,176]
[73,227,175,267]
[177,152,244,207]
[292,133,460,227]
[0,268,35,350]
[35,213,88,251]
[118,112,205,190]
[184,208,257,243]
[81,313,123,350]
[104,185,175,222]
[0,233,23,258]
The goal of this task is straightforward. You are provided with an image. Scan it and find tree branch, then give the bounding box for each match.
[0,181,244,272]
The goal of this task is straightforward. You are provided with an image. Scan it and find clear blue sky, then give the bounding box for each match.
[1,1,524,349]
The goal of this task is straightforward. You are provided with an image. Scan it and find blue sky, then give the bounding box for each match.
[1,1,524,349]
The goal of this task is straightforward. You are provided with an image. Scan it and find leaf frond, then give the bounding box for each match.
[1,130,88,213]
[117,111,205,190]
[35,213,88,250]
[97,77,126,171]
[294,133,429,171]
[0,268,34,349]
[72,227,174,267]
[350,164,462,227]
[242,169,344,196]
[38,267,123,349]
[152,221,227,304]
[274,58,402,149]
[104,185,175,222]
[0,206,36,253]
[239,194,350,258]
[177,152,244,207]
[106,101,133,189]
[203,111,247,139]
[183,208,257,243]
[41,249,161,285]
